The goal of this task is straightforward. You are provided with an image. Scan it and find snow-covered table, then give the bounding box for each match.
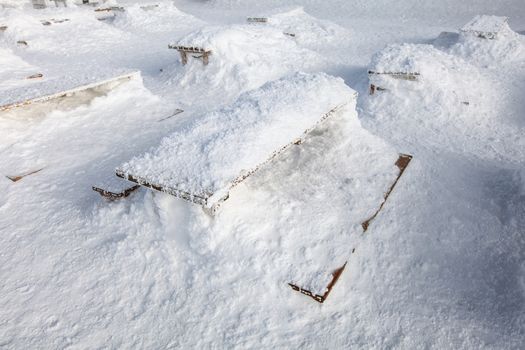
[460,15,509,40]
[117,72,357,213]
[0,71,139,113]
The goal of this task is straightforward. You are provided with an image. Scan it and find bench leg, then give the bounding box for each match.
[179,50,188,65]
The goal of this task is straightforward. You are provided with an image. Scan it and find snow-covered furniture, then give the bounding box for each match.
[32,0,66,8]
[116,72,357,214]
[168,45,212,66]
[460,15,509,40]
[247,17,268,23]
[0,71,139,114]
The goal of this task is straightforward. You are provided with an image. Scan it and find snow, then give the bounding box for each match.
[460,15,508,36]
[118,72,357,209]
[1,0,525,348]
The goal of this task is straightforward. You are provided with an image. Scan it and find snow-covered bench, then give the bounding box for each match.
[92,176,140,200]
[116,72,357,214]
[168,45,212,65]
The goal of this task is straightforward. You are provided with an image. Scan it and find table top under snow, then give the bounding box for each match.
[460,15,508,35]
[117,72,357,208]
[0,70,139,110]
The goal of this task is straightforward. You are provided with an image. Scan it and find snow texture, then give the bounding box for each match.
[1,0,525,348]
[460,15,508,36]
[118,72,357,208]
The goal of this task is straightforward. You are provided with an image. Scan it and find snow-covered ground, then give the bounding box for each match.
[0,0,524,348]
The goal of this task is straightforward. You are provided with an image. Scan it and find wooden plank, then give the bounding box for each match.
[368,70,420,81]
[361,154,412,231]
[6,168,44,182]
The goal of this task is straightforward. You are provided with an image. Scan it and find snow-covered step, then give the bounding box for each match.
[117,72,357,213]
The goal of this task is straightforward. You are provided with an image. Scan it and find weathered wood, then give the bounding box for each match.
[157,109,184,122]
[92,184,140,200]
[247,17,268,23]
[94,6,125,12]
[289,262,348,303]
[368,70,420,81]
[6,168,44,182]
[179,50,188,65]
[168,45,212,66]
[26,73,43,79]
[140,4,159,11]
[361,154,412,231]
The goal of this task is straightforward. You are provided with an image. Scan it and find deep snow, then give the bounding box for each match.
[0,0,524,349]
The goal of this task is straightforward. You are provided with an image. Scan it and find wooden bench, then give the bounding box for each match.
[368,71,420,95]
[168,45,212,66]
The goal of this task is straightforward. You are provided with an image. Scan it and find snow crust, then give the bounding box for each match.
[118,72,356,204]
[1,0,525,348]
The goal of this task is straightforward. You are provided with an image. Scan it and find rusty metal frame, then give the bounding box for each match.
[168,45,212,66]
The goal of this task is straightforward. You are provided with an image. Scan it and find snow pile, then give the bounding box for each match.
[0,8,131,56]
[160,22,326,106]
[263,7,352,50]
[111,2,204,34]
[368,43,478,94]
[0,0,29,9]
[450,20,525,66]
[364,35,524,163]
[118,72,355,203]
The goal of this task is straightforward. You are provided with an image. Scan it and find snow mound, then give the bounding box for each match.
[111,2,204,34]
[364,40,524,163]
[118,72,355,202]
[160,23,326,106]
[264,7,352,49]
[450,22,525,65]
[368,43,474,92]
[0,8,130,56]
[0,0,30,9]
